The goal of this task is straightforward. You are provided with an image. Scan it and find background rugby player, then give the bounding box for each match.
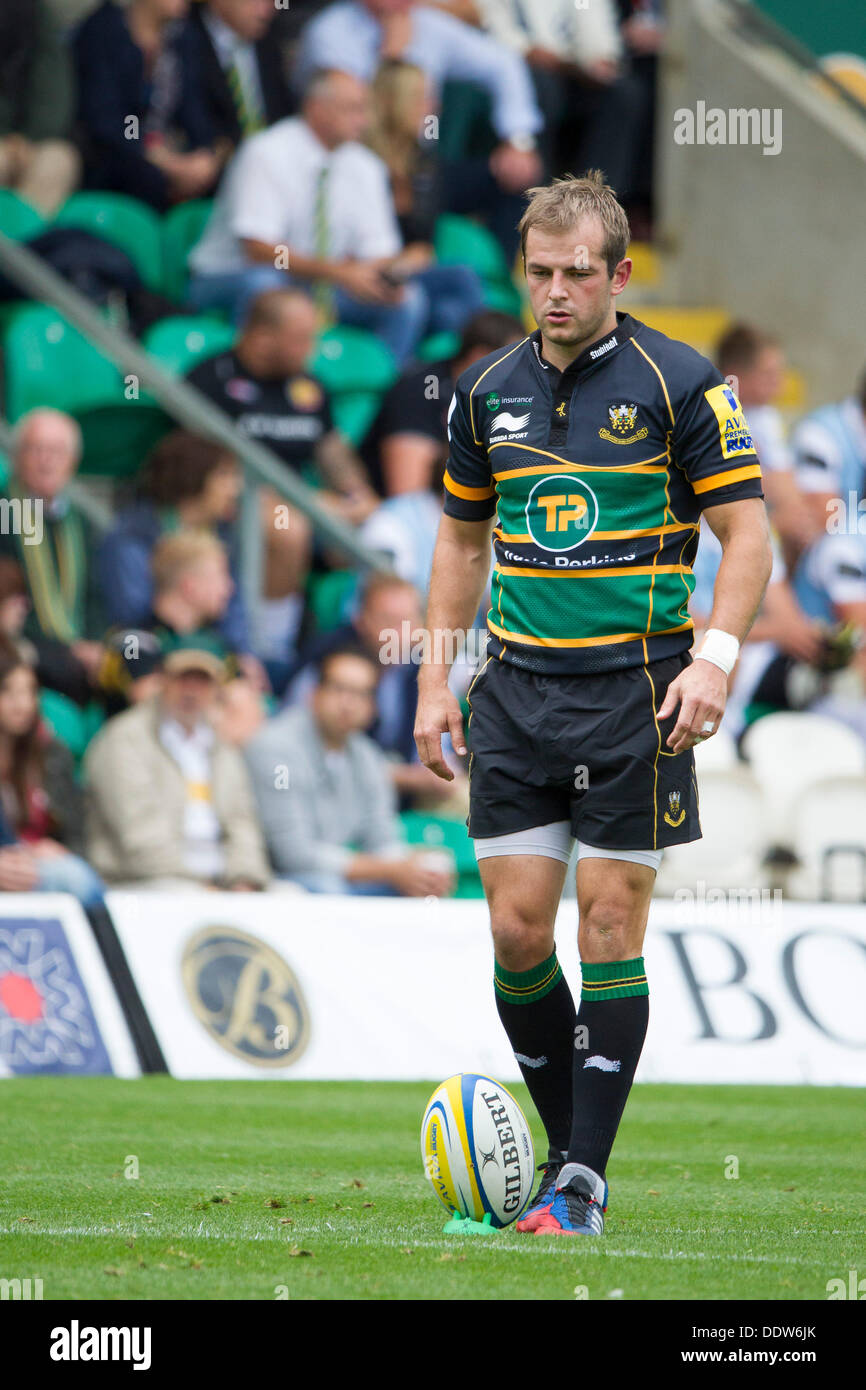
[414,172,773,1236]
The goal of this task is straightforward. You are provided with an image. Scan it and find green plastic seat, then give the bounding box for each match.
[0,190,47,242]
[54,192,165,291]
[417,330,460,363]
[162,199,215,302]
[143,315,235,375]
[0,453,9,489]
[399,811,478,876]
[3,304,170,477]
[310,326,398,393]
[306,569,359,633]
[309,327,398,446]
[39,691,101,760]
[434,213,511,286]
[482,280,523,317]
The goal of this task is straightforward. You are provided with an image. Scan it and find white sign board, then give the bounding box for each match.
[105,892,866,1085]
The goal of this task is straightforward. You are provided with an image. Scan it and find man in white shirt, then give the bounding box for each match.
[188,68,450,360]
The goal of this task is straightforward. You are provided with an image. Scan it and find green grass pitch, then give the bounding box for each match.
[0,1078,862,1301]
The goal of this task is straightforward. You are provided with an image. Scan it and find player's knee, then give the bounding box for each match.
[490,913,554,973]
[579,897,642,960]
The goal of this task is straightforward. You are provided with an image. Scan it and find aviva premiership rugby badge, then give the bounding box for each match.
[599,402,648,445]
[704,383,754,458]
[664,789,686,827]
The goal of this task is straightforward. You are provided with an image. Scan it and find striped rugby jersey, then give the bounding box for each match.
[443,313,764,674]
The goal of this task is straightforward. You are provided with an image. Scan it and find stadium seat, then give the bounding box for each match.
[54,192,164,292]
[654,766,770,895]
[740,712,866,846]
[3,304,170,477]
[162,199,215,303]
[0,190,47,242]
[143,315,235,375]
[0,452,9,489]
[306,569,359,632]
[310,327,398,444]
[787,775,866,901]
[39,691,104,761]
[433,213,510,286]
[417,331,460,363]
[400,810,482,897]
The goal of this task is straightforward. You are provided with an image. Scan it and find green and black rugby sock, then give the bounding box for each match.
[494,952,576,1157]
[567,957,650,1179]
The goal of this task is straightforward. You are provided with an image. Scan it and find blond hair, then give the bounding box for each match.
[519,171,630,276]
[151,530,225,594]
[366,60,427,182]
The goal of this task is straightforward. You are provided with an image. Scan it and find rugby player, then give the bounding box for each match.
[414,173,773,1235]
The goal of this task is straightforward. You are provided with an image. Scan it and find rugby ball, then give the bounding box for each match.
[421,1073,535,1227]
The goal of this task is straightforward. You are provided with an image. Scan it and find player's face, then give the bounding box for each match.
[524,220,631,353]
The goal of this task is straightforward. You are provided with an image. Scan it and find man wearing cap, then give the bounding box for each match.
[84,641,270,890]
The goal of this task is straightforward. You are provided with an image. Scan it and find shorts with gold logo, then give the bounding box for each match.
[466,651,701,851]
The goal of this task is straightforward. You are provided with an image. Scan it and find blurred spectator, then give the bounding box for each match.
[288,572,467,808]
[296,0,543,258]
[360,307,523,495]
[0,409,103,707]
[212,674,268,746]
[188,69,484,358]
[73,0,223,211]
[791,369,866,542]
[136,529,239,669]
[616,1,665,232]
[187,289,379,673]
[84,643,270,888]
[364,59,483,317]
[0,0,80,216]
[716,324,815,564]
[186,0,295,153]
[0,558,34,656]
[0,639,104,906]
[475,0,644,210]
[96,431,255,663]
[246,645,453,893]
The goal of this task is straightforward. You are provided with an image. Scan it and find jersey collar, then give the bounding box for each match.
[530,312,639,384]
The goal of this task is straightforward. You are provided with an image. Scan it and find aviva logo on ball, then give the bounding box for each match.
[421,1073,535,1227]
[526,474,599,552]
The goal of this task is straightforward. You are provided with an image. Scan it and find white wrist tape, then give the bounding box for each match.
[696,628,740,675]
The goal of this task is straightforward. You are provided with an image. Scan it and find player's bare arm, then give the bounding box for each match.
[659,497,774,752]
[414,513,493,780]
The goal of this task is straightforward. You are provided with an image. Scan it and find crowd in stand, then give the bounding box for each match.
[0,1,864,908]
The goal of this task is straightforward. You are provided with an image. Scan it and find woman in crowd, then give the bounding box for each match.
[366,59,486,340]
[73,0,223,210]
[0,639,104,906]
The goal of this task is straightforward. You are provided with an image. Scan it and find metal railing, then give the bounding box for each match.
[0,233,392,614]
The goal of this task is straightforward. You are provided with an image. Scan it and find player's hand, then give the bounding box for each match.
[657,660,728,754]
[414,680,466,781]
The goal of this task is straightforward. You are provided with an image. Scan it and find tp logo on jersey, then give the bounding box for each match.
[704,383,754,459]
[526,474,599,552]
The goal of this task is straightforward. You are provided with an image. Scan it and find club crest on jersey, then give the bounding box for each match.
[526,474,598,552]
[664,789,686,827]
[599,402,648,445]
